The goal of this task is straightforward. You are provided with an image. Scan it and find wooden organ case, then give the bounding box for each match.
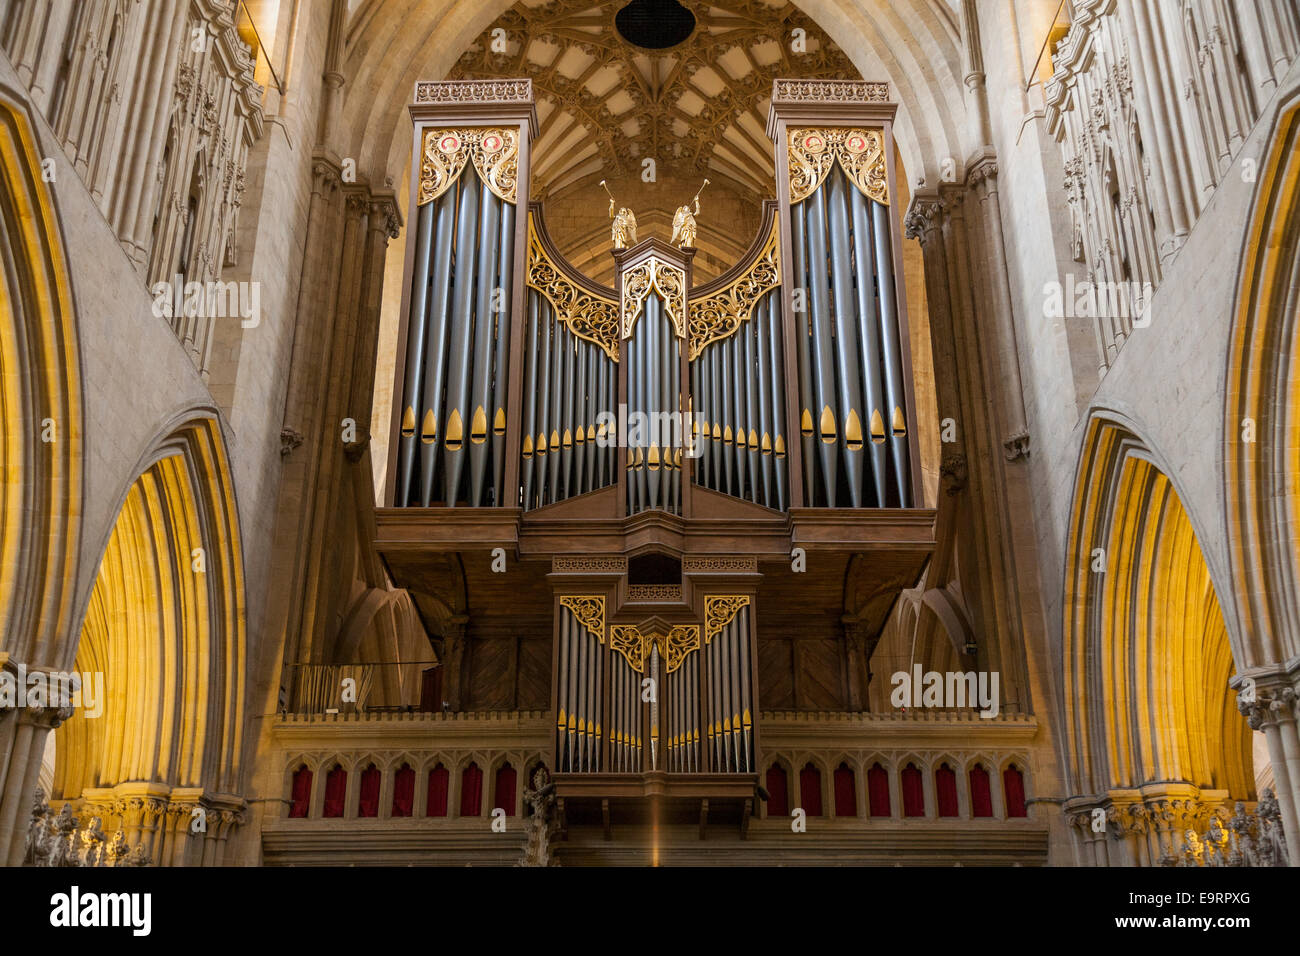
[379,79,935,840]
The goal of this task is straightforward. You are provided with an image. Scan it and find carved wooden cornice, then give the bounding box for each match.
[526,211,620,362]
[688,215,780,360]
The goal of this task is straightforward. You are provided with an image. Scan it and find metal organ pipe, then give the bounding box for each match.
[849,182,889,508]
[492,203,515,506]
[805,185,839,507]
[417,192,457,506]
[791,204,816,505]
[396,202,434,506]
[441,173,481,506]
[872,199,913,507]
[521,294,540,508]
[766,293,789,511]
[467,177,501,507]
[533,298,552,508]
[547,322,563,505]
[827,168,868,508]
[742,313,761,504]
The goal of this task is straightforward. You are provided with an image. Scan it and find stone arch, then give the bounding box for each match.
[1224,92,1300,671]
[0,89,82,674]
[337,0,965,188]
[52,416,248,813]
[0,89,83,865]
[1063,413,1252,803]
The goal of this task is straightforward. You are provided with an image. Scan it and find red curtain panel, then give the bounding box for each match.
[766,765,789,816]
[867,763,891,817]
[392,764,415,817]
[799,763,823,816]
[357,764,381,817]
[461,762,484,816]
[322,765,346,818]
[901,763,925,817]
[833,763,857,816]
[969,764,993,817]
[289,766,312,818]
[1004,765,1028,817]
[495,764,517,816]
[426,764,449,817]
[935,763,959,817]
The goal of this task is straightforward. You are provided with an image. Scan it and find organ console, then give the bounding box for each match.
[379,78,933,830]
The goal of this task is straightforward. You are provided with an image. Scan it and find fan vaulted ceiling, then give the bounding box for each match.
[448,0,858,203]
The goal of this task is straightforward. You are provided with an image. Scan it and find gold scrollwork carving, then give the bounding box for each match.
[659,626,701,675]
[621,257,687,342]
[787,127,888,206]
[607,624,702,674]
[527,217,621,362]
[609,625,646,672]
[559,596,605,642]
[704,595,751,645]
[688,222,780,360]
[418,127,520,206]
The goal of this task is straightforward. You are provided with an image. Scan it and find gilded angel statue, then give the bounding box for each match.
[672,179,709,248]
[600,180,637,249]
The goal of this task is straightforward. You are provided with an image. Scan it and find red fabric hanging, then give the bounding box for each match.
[495,764,517,816]
[867,763,891,817]
[799,764,823,816]
[357,764,381,817]
[833,763,856,817]
[426,764,449,817]
[901,763,924,817]
[392,764,415,817]
[766,765,789,817]
[935,763,959,817]
[969,764,993,817]
[322,765,346,818]
[289,766,312,818]
[1004,765,1027,817]
[461,762,484,816]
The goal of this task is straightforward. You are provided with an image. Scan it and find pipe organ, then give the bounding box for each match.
[552,592,754,776]
[784,129,914,507]
[380,79,932,826]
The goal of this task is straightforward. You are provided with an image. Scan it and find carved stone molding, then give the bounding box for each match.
[1003,431,1030,461]
[940,453,967,496]
[280,427,304,457]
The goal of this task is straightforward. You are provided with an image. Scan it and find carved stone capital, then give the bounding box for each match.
[940,453,967,496]
[903,197,943,242]
[1003,431,1030,461]
[280,427,304,458]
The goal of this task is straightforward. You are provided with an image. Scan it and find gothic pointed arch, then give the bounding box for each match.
[1224,92,1300,670]
[1062,413,1251,801]
[53,415,248,813]
[0,88,83,672]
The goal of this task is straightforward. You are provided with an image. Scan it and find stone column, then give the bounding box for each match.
[1242,687,1300,865]
[0,701,73,866]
